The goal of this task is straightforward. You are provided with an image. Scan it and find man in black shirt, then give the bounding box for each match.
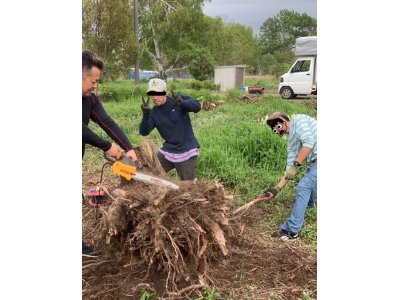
[82,50,138,257]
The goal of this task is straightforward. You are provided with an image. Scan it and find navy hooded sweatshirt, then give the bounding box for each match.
[139,94,201,153]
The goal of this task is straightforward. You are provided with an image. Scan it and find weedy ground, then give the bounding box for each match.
[83,77,317,299]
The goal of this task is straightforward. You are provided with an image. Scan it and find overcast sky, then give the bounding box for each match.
[203,0,317,35]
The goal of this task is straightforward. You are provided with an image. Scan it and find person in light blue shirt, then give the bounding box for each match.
[263,112,317,241]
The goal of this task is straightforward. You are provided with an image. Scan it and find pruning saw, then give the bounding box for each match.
[233,194,273,215]
[104,152,180,190]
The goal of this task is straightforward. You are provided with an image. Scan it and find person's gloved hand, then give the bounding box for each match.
[171,91,182,106]
[263,186,281,198]
[285,165,299,180]
[175,95,183,106]
[141,97,151,115]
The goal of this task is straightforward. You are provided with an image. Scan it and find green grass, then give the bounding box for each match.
[244,76,279,90]
[194,288,233,300]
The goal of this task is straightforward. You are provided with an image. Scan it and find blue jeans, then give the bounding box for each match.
[281,160,317,234]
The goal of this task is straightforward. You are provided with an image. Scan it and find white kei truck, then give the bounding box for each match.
[278,36,317,99]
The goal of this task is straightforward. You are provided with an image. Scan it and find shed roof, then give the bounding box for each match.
[215,65,246,69]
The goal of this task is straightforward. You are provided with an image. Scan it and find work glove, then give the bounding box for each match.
[171,90,182,106]
[285,165,299,180]
[263,186,281,198]
[141,97,151,115]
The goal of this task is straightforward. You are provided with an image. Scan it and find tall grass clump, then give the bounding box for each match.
[184,89,223,102]
[245,76,279,90]
[194,98,295,199]
[98,80,147,102]
[224,89,243,102]
[189,80,220,91]
[196,119,287,199]
[168,79,220,92]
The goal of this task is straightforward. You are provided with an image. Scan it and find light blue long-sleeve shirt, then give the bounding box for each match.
[286,114,317,171]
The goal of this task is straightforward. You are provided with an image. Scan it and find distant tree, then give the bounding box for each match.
[188,18,261,75]
[180,46,215,80]
[139,0,208,78]
[190,16,225,67]
[259,9,317,54]
[218,24,258,66]
[82,0,137,80]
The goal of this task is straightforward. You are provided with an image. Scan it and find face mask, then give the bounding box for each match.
[272,122,286,136]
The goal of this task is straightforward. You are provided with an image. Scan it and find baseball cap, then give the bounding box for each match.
[147,78,167,95]
[266,112,290,128]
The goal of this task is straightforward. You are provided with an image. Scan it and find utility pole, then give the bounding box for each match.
[134,0,140,92]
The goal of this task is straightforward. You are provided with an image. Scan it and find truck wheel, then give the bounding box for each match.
[280,87,294,99]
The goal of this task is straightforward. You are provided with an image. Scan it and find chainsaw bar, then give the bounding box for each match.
[105,153,179,190]
[133,172,179,190]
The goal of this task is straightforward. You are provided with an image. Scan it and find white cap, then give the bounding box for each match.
[147,78,167,93]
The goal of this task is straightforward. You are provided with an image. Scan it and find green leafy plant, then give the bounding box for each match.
[194,287,219,300]
[302,290,316,300]
[140,290,156,300]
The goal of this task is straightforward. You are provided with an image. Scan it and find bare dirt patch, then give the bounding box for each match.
[82,142,316,299]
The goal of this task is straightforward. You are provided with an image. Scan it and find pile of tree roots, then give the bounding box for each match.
[94,142,235,294]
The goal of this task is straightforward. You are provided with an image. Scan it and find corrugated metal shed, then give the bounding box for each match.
[214,65,246,91]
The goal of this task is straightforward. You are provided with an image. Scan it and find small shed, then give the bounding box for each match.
[214,65,246,91]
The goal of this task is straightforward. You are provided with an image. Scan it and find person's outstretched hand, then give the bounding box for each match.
[141,97,151,115]
[171,91,182,106]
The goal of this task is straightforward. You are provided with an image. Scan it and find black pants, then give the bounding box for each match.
[157,151,198,180]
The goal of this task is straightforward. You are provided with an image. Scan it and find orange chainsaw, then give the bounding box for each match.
[104,152,179,190]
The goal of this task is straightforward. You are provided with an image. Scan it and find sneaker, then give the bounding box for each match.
[271,229,299,241]
[82,242,101,258]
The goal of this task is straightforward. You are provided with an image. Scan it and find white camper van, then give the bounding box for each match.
[278,36,317,99]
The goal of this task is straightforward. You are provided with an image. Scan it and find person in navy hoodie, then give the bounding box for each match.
[139,78,201,180]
